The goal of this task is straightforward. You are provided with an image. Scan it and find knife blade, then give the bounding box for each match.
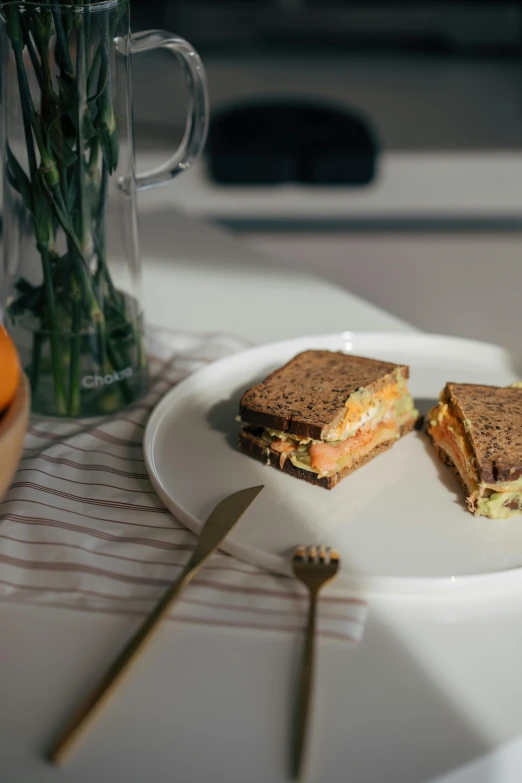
[190,484,264,569]
[49,485,264,765]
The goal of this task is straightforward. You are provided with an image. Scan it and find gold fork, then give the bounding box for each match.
[291,545,340,780]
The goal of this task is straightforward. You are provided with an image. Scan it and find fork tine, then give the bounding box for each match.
[318,546,327,563]
[307,545,317,562]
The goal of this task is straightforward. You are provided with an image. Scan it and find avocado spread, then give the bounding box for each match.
[477,492,522,520]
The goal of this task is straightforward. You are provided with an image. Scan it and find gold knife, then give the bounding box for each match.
[49,484,264,765]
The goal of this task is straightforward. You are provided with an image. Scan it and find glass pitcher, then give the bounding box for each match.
[0,0,208,417]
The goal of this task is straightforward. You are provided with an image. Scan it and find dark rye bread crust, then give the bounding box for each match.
[238,418,416,490]
[443,383,522,484]
[239,350,408,441]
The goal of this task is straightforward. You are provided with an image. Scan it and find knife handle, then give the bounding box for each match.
[48,559,198,766]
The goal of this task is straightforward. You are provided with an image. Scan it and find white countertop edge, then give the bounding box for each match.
[137,151,522,220]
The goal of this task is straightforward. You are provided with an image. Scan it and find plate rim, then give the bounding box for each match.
[144,330,522,597]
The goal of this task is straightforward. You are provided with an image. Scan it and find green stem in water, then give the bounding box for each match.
[84,3,91,78]
[88,135,100,176]
[87,45,102,104]
[9,23,66,415]
[17,9,101,332]
[96,321,108,374]
[93,157,107,342]
[20,14,43,91]
[46,182,103,324]
[11,38,53,172]
[105,337,133,404]
[97,10,118,174]
[39,243,67,415]
[94,160,108,274]
[75,13,89,252]
[51,0,74,77]
[10,35,38,181]
[68,275,82,416]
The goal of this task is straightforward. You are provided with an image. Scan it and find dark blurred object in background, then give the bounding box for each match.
[132,0,522,56]
[207,101,378,185]
[130,0,522,156]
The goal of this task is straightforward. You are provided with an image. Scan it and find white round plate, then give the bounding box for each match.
[144,332,522,595]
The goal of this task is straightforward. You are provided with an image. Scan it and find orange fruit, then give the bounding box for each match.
[0,326,20,412]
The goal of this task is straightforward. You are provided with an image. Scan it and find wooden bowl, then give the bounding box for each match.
[0,373,30,502]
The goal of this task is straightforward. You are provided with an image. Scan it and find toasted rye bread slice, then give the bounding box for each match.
[239,350,408,440]
[238,418,416,490]
[441,383,522,485]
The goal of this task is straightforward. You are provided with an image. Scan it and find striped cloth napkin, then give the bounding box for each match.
[0,327,367,644]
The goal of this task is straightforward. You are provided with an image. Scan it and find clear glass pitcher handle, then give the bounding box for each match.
[130,31,209,192]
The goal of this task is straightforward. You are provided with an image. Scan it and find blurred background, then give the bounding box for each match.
[130,0,522,352]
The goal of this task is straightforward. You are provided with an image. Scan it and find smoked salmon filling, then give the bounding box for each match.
[260,383,417,478]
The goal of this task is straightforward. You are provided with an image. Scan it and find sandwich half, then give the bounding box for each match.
[426,383,522,518]
[237,350,419,489]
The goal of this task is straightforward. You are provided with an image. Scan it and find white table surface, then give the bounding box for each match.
[137,211,414,342]
[2,211,522,783]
